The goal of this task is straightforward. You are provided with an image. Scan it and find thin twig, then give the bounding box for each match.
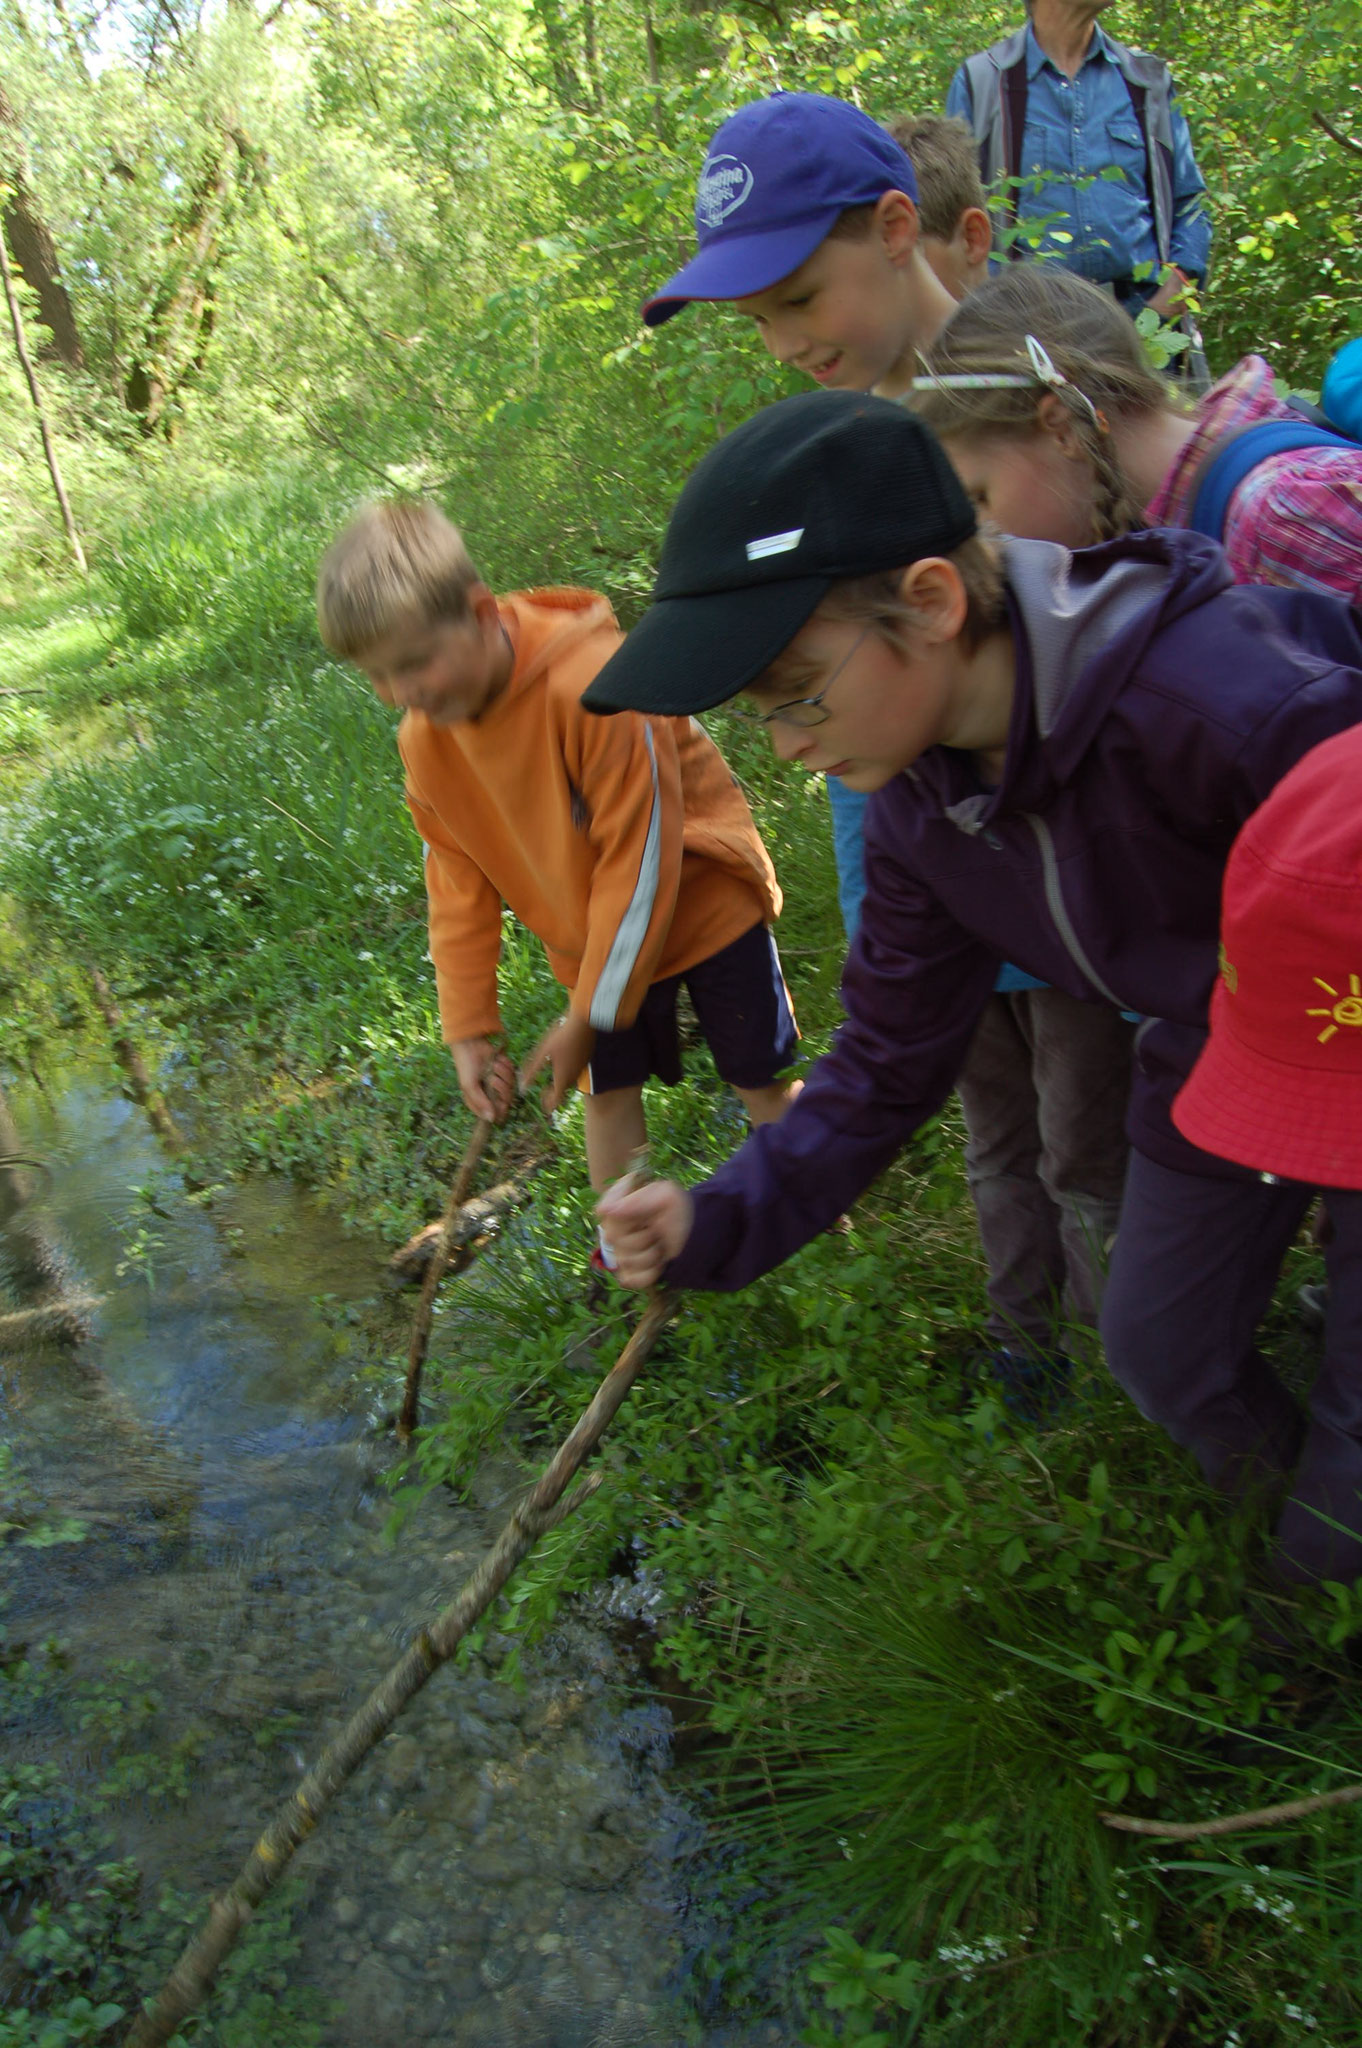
[1312,109,1362,158]
[1102,1781,1362,1839]
[396,1114,497,1444]
[123,1290,676,2048]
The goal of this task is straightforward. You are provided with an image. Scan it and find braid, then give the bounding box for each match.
[1063,396,1145,542]
[910,267,1187,542]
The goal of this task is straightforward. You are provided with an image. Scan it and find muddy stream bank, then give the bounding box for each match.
[0,1062,790,2047]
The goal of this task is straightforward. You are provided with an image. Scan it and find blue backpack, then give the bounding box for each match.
[1188,340,1362,543]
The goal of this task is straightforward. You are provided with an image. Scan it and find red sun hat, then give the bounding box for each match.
[1173,723,1362,1189]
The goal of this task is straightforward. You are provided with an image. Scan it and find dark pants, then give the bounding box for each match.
[957,990,1134,1351]
[1102,1149,1362,1586]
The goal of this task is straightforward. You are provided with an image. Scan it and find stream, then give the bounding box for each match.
[0,1064,790,2047]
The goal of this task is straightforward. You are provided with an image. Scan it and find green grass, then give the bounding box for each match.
[1,487,1360,2048]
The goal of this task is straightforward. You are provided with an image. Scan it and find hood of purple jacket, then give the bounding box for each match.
[669,526,1362,1293]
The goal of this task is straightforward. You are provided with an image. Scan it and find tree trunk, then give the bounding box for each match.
[531,0,586,109]
[0,225,87,573]
[0,82,86,370]
[124,143,231,435]
[582,0,602,106]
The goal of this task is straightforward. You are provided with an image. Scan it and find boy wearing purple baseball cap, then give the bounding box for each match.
[644,92,957,399]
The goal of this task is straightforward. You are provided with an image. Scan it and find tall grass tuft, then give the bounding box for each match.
[700,1386,1362,2044]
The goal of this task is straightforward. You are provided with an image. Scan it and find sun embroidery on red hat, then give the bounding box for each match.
[1307,972,1362,1044]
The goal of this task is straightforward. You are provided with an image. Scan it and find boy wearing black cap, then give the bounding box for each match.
[590,391,1362,1588]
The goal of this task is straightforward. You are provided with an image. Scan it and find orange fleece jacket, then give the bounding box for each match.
[398,588,781,1045]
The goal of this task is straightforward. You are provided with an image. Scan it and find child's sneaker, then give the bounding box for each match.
[985,1347,1074,1426]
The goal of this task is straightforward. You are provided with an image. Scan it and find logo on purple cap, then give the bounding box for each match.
[697,154,753,230]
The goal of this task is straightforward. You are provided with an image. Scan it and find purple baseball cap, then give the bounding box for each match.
[642,92,919,328]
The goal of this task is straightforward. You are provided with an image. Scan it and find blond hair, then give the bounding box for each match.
[886,114,987,241]
[911,266,1183,542]
[316,500,483,658]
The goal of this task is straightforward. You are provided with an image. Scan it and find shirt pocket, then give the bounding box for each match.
[1102,117,1148,187]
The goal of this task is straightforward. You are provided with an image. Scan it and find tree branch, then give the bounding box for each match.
[1102,1781,1362,1840]
[1312,109,1362,159]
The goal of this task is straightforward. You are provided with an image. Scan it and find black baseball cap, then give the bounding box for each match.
[582,390,977,717]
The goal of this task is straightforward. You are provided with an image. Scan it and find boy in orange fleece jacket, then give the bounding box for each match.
[316,500,799,1198]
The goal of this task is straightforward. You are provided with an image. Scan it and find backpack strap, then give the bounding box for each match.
[1118,73,1165,266]
[1110,39,1176,268]
[1187,419,1356,542]
[1001,53,1029,252]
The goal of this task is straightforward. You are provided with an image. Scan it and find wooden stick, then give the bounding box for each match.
[87,968,187,1155]
[0,1080,74,1300]
[123,1290,676,2048]
[395,1114,497,1444]
[1102,1781,1362,1840]
[0,1294,102,1347]
[386,1157,546,1281]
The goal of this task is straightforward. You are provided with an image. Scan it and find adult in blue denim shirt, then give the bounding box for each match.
[947,0,1210,314]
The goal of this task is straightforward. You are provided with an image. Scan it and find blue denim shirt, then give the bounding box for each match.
[947,24,1211,283]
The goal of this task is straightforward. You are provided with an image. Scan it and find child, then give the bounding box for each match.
[1169,722,1362,1589]
[912,263,1362,598]
[886,115,993,302]
[647,90,1135,1387]
[315,501,799,1209]
[588,391,1362,1587]
[643,90,956,937]
[642,90,957,397]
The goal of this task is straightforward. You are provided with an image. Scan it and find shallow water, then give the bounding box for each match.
[0,1070,787,2047]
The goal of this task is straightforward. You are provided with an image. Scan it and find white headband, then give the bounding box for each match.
[913,333,1104,429]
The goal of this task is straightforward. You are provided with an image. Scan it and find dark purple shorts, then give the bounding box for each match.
[585,921,798,1096]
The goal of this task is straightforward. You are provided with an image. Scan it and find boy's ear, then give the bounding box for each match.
[872,188,921,266]
[893,557,968,641]
[468,581,501,630]
[960,206,993,270]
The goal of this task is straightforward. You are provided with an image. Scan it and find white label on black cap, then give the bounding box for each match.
[745,528,804,561]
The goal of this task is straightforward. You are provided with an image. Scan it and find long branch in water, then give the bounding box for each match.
[123,1288,676,2048]
[87,967,187,1155]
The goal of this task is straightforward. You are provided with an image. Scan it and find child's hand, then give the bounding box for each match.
[597,1180,694,1288]
[450,1038,516,1122]
[520,1011,596,1113]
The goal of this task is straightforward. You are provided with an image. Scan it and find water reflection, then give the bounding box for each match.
[1,1069,784,2048]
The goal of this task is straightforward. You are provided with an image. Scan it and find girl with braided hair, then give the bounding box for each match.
[911,264,1362,598]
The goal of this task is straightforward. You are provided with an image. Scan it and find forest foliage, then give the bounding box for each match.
[0,0,1360,591]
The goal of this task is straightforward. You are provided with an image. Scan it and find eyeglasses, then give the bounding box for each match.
[737,627,872,729]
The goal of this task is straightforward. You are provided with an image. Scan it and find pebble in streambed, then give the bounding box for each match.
[1,1067,789,2048]
[21,1437,786,2048]
[102,1495,779,2048]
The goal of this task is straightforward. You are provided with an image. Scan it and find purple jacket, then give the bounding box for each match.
[671,529,1362,1292]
